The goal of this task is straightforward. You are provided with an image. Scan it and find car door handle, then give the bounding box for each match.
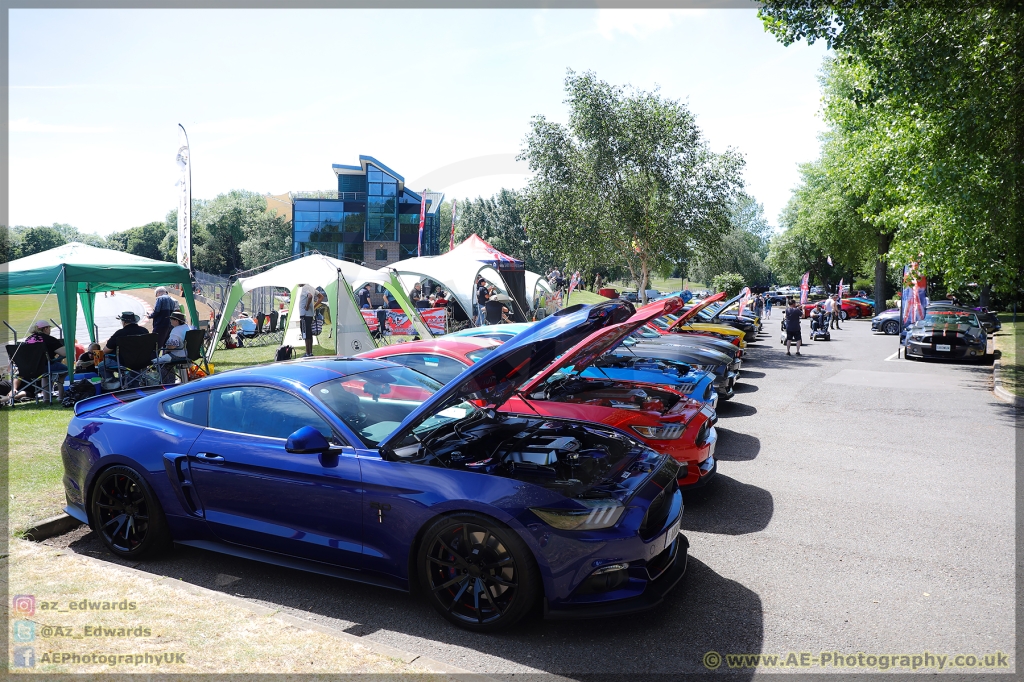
[195,452,225,463]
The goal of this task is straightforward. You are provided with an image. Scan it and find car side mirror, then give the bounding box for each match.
[286,426,335,454]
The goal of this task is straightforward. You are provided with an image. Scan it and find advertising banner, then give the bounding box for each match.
[361,308,446,336]
[800,272,809,305]
[175,124,191,271]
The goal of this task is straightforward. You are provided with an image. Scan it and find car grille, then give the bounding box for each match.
[644,536,679,581]
[921,333,962,346]
[640,465,679,540]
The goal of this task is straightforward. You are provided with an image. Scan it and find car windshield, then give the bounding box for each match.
[312,367,477,448]
[465,347,497,362]
[921,313,979,327]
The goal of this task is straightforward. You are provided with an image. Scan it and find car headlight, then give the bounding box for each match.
[531,500,625,531]
[632,424,685,439]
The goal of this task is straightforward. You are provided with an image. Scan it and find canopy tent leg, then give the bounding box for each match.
[207,281,245,362]
[79,288,97,343]
[57,272,79,380]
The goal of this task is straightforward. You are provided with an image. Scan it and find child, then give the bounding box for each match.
[74,343,103,373]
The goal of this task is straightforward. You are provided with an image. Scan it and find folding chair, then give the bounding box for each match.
[255,312,266,336]
[268,311,279,334]
[114,334,160,389]
[157,329,209,384]
[6,342,64,405]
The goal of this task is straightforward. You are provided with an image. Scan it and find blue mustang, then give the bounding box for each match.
[61,302,687,631]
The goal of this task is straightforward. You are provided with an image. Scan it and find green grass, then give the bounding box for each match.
[564,289,612,306]
[4,403,73,532]
[607,277,705,293]
[995,312,1021,396]
[2,294,63,344]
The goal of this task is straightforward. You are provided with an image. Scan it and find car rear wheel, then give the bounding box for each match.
[882,320,900,335]
[418,513,539,632]
[90,466,171,559]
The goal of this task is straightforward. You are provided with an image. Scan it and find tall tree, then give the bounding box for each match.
[690,193,771,287]
[520,70,744,303]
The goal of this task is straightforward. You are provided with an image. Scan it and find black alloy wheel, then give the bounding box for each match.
[419,514,538,631]
[839,309,849,320]
[90,466,171,559]
[883,320,900,335]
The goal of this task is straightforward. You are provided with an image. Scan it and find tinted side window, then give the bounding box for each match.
[208,387,332,440]
[162,392,208,426]
[386,354,468,384]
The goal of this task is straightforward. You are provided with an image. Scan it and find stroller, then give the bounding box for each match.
[809,308,831,341]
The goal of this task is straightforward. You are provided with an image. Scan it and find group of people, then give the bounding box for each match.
[476,276,512,325]
[782,293,846,356]
[751,293,775,320]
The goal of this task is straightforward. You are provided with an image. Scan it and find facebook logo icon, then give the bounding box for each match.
[13,647,36,668]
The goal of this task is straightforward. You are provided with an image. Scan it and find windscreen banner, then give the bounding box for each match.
[362,308,446,336]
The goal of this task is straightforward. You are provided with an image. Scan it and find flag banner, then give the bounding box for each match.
[737,286,751,315]
[450,199,457,252]
[901,263,927,326]
[800,272,810,305]
[568,271,581,296]
[418,193,427,257]
[361,308,446,336]
[175,124,191,271]
[838,278,845,299]
[827,255,833,267]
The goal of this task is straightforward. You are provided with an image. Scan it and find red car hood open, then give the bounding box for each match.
[667,291,727,331]
[520,296,686,393]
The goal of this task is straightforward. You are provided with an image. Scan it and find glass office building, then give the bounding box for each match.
[291,156,443,267]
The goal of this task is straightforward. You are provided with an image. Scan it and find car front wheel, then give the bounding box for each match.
[839,310,849,320]
[90,465,172,559]
[418,513,539,632]
[882,320,900,335]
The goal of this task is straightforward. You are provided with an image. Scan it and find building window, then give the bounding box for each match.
[375,248,388,261]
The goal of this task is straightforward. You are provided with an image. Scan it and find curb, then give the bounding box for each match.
[19,513,82,541]
[992,357,1023,406]
[15,537,496,679]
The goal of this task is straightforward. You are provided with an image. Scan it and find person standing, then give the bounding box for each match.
[475,277,489,325]
[822,295,835,329]
[753,294,764,320]
[765,295,773,319]
[830,295,842,330]
[784,299,803,356]
[150,286,176,347]
[298,282,317,357]
[358,284,372,309]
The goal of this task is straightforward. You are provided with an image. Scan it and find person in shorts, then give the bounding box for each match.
[785,298,803,355]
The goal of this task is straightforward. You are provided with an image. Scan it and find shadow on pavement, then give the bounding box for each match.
[739,370,766,379]
[718,401,757,418]
[682,475,773,536]
[714,428,760,461]
[58,526,762,679]
[733,383,758,394]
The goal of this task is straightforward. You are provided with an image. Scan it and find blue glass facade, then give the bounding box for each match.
[292,156,442,266]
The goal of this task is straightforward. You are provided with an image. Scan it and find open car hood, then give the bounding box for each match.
[668,291,726,331]
[378,301,634,453]
[518,297,686,393]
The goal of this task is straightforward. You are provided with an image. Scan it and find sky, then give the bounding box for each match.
[9,8,829,236]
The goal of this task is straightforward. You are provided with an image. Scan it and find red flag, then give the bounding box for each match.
[737,286,751,315]
[838,278,844,299]
[800,272,809,305]
[417,193,427,257]
[450,199,457,252]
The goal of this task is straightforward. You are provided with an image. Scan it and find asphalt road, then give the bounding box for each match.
[47,317,1017,678]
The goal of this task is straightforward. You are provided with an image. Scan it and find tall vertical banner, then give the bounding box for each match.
[417,193,427,257]
[737,286,751,315]
[901,263,927,326]
[837,278,845,299]
[175,124,192,271]
[449,199,457,252]
[800,272,809,305]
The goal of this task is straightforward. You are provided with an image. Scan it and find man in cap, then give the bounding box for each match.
[99,311,150,379]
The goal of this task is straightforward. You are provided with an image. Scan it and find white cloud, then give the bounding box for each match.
[594,9,707,40]
[9,118,114,133]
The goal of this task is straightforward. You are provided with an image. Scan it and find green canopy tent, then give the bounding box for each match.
[1,242,199,376]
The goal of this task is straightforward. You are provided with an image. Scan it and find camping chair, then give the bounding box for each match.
[6,342,64,406]
[158,329,210,383]
[255,312,266,336]
[268,311,279,334]
[114,334,160,389]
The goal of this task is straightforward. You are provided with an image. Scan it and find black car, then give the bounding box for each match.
[929,301,1001,333]
[905,307,989,362]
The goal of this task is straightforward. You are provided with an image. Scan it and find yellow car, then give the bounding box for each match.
[646,293,748,348]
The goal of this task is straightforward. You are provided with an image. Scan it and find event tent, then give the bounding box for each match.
[525,270,554,308]
[1,242,199,369]
[388,234,529,323]
[209,253,429,360]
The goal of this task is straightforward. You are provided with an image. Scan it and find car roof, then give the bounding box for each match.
[359,337,500,358]
[188,357,399,391]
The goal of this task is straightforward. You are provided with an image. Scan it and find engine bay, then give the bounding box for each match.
[530,376,684,414]
[393,412,663,498]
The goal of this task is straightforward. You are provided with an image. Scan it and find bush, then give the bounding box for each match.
[710,273,745,298]
[852,278,873,295]
[885,299,899,309]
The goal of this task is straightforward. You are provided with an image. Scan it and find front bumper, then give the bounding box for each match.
[906,340,986,360]
[714,370,737,399]
[543,534,689,620]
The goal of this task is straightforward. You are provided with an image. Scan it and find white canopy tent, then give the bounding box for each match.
[208,253,429,360]
[387,234,528,324]
[525,270,554,308]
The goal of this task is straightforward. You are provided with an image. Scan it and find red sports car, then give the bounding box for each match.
[360,298,719,488]
[801,298,871,320]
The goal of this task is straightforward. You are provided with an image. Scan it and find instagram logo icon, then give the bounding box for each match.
[12,595,35,616]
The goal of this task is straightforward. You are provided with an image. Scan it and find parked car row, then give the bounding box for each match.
[59,292,767,633]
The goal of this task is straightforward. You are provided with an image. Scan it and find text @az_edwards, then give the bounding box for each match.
[702,650,1011,671]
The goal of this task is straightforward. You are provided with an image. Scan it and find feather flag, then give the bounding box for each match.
[737,286,751,315]
[901,263,927,326]
[175,124,191,271]
[800,272,810,305]
[568,271,581,296]
[827,255,833,267]
[417,193,427,257]
[837,278,845,299]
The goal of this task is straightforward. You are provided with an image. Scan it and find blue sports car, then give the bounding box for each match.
[61,302,687,631]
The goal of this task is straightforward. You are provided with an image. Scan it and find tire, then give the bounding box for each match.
[882,320,900,335]
[417,513,540,632]
[839,310,849,320]
[89,465,172,559]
